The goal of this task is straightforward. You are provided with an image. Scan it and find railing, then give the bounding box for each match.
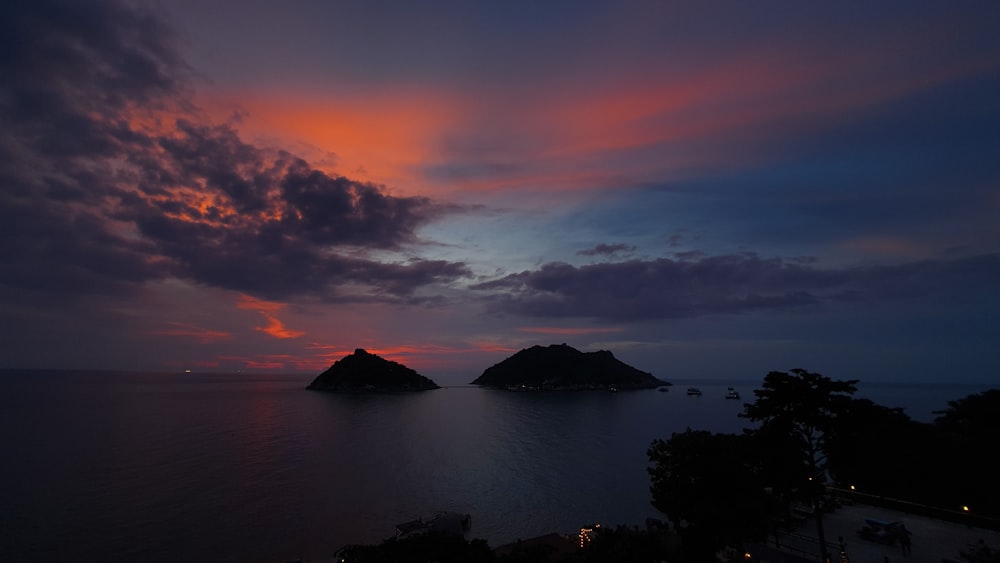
[828,487,1000,531]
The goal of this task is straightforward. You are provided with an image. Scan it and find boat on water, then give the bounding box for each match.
[686,387,702,396]
[725,387,740,400]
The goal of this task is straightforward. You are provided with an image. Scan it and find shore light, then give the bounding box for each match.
[579,525,597,549]
[962,505,970,512]
[849,485,856,491]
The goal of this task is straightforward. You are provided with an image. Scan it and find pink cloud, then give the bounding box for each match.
[202,19,996,204]
[236,294,305,339]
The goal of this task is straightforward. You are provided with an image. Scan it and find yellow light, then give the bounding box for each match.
[850,485,856,491]
[744,552,752,560]
[962,505,970,512]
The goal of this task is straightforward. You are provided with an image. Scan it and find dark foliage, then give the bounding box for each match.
[580,525,679,563]
[496,525,679,563]
[932,391,1000,516]
[742,370,858,494]
[825,389,1000,517]
[648,430,772,561]
[826,398,941,500]
[739,369,859,562]
[338,533,493,562]
[496,542,562,563]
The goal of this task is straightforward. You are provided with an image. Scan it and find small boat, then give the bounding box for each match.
[725,387,740,400]
[686,387,702,396]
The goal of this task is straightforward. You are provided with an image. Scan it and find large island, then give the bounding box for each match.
[471,343,668,390]
[306,348,440,392]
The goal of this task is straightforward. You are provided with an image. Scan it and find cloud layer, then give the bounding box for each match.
[474,253,1000,321]
[2,1,999,379]
[0,0,469,305]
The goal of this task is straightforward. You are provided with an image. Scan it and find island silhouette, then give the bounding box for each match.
[471,343,668,390]
[306,348,440,392]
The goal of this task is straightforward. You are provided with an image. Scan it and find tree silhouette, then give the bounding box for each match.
[648,430,772,562]
[741,369,858,563]
[825,398,936,499]
[933,390,1000,517]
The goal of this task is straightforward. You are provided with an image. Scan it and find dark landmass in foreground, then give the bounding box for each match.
[306,348,439,392]
[329,382,1000,563]
[471,343,668,390]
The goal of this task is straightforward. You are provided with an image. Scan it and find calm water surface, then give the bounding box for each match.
[0,371,989,562]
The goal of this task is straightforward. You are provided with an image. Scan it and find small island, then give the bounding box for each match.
[471,343,668,390]
[306,348,440,392]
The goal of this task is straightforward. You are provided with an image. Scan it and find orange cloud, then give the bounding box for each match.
[236,294,305,339]
[200,34,992,204]
[236,294,288,313]
[151,322,232,343]
[255,315,306,339]
[203,89,463,196]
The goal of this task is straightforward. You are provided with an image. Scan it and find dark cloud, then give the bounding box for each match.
[472,252,1000,321]
[0,0,469,304]
[344,259,474,305]
[576,243,635,257]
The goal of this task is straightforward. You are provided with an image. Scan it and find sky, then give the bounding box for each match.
[2,0,999,384]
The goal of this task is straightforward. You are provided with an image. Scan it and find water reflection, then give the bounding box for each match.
[0,373,775,562]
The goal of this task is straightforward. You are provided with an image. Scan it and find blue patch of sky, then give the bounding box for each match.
[575,69,1000,261]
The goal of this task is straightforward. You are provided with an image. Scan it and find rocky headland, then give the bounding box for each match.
[471,343,668,390]
[306,348,440,392]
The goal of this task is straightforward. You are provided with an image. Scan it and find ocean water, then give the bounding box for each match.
[0,370,990,562]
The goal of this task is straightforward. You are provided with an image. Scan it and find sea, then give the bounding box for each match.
[0,370,992,563]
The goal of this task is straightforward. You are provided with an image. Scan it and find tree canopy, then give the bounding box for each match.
[739,369,858,562]
[648,430,772,562]
[742,369,858,487]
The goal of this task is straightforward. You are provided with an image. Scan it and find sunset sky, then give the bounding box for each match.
[2,1,999,384]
